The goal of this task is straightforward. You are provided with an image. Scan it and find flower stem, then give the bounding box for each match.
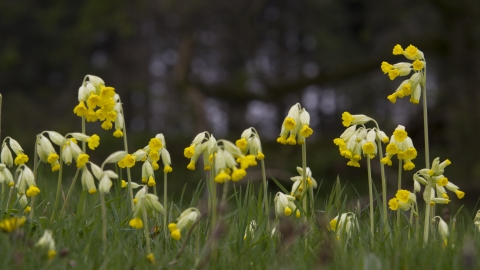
[122,126,134,212]
[301,143,307,217]
[164,172,168,238]
[260,159,270,230]
[422,66,430,169]
[367,157,374,246]
[100,193,107,254]
[376,139,388,226]
[142,204,152,255]
[50,148,64,224]
[59,168,81,218]
[396,159,403,228]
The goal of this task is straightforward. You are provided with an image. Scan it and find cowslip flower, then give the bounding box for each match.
[0,216,26,232]
[243,220,257,240]
[274,192,298,217]
[290,167,317,199]
[1,137,29,167]
[380,125,417,170]
[414,157,463,204]
[236,128,265,160]
[16,165,40,197]
[214,140,255,183]
[388,189,417,211]
[381,44,426,104]
[74,75,120,132]
[35,230,57,259]
[36,134,60,171]
[434,216,449,247]
[18,194,30,214]
[474,210,480,232]
[145,134,172,173]
[184,132,211,170]
[129,186,164,229]
[112,94,125,138]
[168,207,200,240]
[277,103,314,145]
[0,164,14,187]
[46,132,95,169]
[334,121,388,167]
[328,212,358,240]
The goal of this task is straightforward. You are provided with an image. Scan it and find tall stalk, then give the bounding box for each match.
[260,159,270,230]
[396,159,403,228]
[100,193,108,253]
[301,143,307,217]
[376,139,388,225]
[122,117,134,212]
[367,157,374,246]
[164,172,168,238]
[29,141,39,220]
[50,147,64,223]
[59,168,81,218]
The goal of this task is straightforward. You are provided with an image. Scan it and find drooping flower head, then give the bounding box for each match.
[413,157,463,205]
[1,137,29,168]
[290,167,318,199]
[277,103,314,145]
[274,192,298,217]
[129,186,164,229]
[168,207,200,240]
[327,212,359,240]
[381,44,426,104]
[73,75,122,136]
[334,115,388,167]
[388,189,417,211]
[35,230,57,259]
[380,125,417,170]
[236,128,265,160]
[15,165,40,197]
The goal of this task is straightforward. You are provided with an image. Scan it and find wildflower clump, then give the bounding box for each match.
[328,212,359,240]
[236,127,265,160]
[290,167,317,199]
[1,137,29,167]
[381,44,426,104]
[0,216,26,233]
[274,192,300,218]
[128,186,164,229]
[36,230,57,259]
[277,103,313,145]
[388,189,417,212]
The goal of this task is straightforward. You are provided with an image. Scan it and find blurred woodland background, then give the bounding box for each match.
[1,0,480,206]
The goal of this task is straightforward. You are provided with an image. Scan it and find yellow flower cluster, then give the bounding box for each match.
[277,103,313,145]
[73,75,123,137]
[168,208,200,241]
[236,127,265,160]
[380,125,417,170]
[381,44,426,104]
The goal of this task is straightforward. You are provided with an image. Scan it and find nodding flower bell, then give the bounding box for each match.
[274,192,298,217]
[290,167,317,199]
[36,134,60,172]
[16,165,40,197]
[35,230,57,259]
[434,216,449,247]
[168,207,200,240]
[328,212,359,240]
[381,44,426,104]
[1,137,29,167]
[184,131,211,170]
[236,128,265,160]
[277,103,314,145]
[129,186,164,229]
[243,220,257,240]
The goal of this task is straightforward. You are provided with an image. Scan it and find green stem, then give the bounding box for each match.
[367,157,374,246]
[0,183,4,218]
[123,127,134,212]
[396,159,403,229]
[164,172,168,238]
[142,203,152,255]
[30,137,40,220]
[81,117,86,153]
[50,148,64,223]
[423,192,431,246]
[376,139,388,226]
[196,220,200,261]
[301,143,307,217]
[210,158,217,233]
[260,159,270,230]
[101,193,107,253]
[59,168,81,218]
[422,66,430,169]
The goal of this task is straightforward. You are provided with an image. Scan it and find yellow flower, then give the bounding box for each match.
[395,190,410,203]
[381,61,394,74]
[76,154,89,168]
[101,120,113,130]
[121,180,127,188]
[405,45,418,59]
[184,145,195,158]
[388,198,399,210]
[113,129,123,138]
[47,153,59,164]
[392,44,403,55]
[163,165,173,173]
[149,138,163,151]
[147,253,155,264]
[147,176,156,187]
[235,138,248,150]
[119,154,135,168]
[393,126,408,142]
[73,102,88,117]
[231,168,247,182]
[0,216,26,232]
[14,153,29,165]
[87,94,103,109]
[26,186,41,197]
[87,134,100,150]
[455,190,465,199]
[300,124,313,137]
[283,117,296,130]
[412,59,424,71]
[214,170,230,183]
[129,217,143,229]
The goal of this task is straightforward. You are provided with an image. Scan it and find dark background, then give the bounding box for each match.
[1,0,479,208]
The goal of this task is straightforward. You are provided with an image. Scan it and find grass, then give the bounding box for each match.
[1,173,478,270]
